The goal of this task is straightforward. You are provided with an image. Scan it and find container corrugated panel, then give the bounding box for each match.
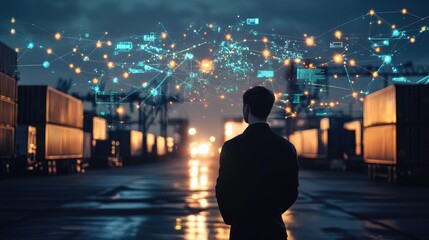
[364,85,429,127]
[47,87,83,128]
[146,133,155,153]
[288,132,303,156]
[18,86,83,128]
[0,99,16,126]
[44,124,83,159]
[130,130,143,157]
[0,42,17,77]
[301,129,325,159]
[0,72,17,99]
[92,117,107,140]
[157,136,166,156]
[344,120,362,156]
[364,125,396,164]
[0,126,14,158]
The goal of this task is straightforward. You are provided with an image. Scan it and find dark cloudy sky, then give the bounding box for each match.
[1,0,429,141]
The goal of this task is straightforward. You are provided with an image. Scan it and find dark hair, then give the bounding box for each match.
[243,86,275,119]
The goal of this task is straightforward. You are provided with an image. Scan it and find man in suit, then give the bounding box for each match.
[216,86,299,240]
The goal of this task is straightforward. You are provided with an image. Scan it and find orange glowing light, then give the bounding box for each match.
[262,49,271,58]
[200,59,214,73]
[11,17,15,24]
[410,37,416,43]
[75,68,81,74]
[392,25,396,29]
[334,30,342,39]
[284,59,291,66]
[96,41,102,48]
[161,32,167,39]
[107,41,112,46]
[103,54,108,59]
[46,48,53,55]
[377,20,382,25]
[305,37,315,46]
[349,59,356,67]
[262,37,268,43]
[123,72,129,79]
[92,78,99,84]
[107,62,114,69]
[372,72,379,78]
[333,54,343,64]
[352,92,358,98]
[69,63,74,68]
[116,106,125,115]
[169,60,176,68]
[294,58,301,63]
[54,33,61,40]
[72,48,77,53]
[225,34,232,41]
[402,9,407,14]
[369,9,375,16]
[375,47,381,53]
[208,23,213,28]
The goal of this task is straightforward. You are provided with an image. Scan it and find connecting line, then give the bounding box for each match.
[175,42,208,54]
[416,75,429,84]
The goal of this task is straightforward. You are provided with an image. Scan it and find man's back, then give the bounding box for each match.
[216,122,299,239]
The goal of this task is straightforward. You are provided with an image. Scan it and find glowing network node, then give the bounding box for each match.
[11,17,15,23]
[352,92,358,98]
[107,40,112,46]
[161,32,167,39]
[107,62,114,69]
[103,54,108,59]
[27,42,34,49]
[334,30,342,39]
[169,60,176,68]
[283,59,291,65]
[262,49,270,58]
[69,63,74,68]
[54,33,61,40]
[369,9,375,16]
[225,34,232,41]
[151,88,158,96]
[113,77,119,83]
[123,72,129,79]
[410,37,416,43]
[96,41,102,48]
[200,59,214,73]
[262,37,268,43]
[75,68,81,74]
[305,37,315,46]
[383,55,392,64]
[333,54,343,64]
[402,8,407,14]
[42,61,50,69]
[10,29,16,35]
[92,78,99,84]
[372,72,379,78]
[349,59,356,66]
[46,48,53,54]
[15,48,19,53]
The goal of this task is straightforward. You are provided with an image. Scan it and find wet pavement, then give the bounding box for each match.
[1,157,429,240]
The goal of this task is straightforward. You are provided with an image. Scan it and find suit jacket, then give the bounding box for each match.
[216,122,299,240]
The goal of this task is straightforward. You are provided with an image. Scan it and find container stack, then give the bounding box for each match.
[18,86,84,174]
[0,42,17,176]
[364,84,429,181]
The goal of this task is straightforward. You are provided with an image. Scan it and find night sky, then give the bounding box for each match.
[1,0,428,141]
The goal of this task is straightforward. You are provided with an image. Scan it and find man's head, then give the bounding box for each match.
[242,86,275,123]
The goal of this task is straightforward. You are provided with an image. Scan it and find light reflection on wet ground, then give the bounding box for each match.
[1,157,429,239]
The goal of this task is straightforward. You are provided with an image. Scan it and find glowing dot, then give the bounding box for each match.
[421,26,427,32]
[27,42,34,49]
[46,48,53,55]
[69,63,74,68]
[310,100,316,105]
[334,30,342,39]
[123,72,129,79]
[262,49,271,58]
[334,74,338,79]
[294,58,301,63]
[291,113,297,118]
[352,92,358,98]
[142,82,148,88]
[73,48,77,53]
[113,77,119,83]
[410,37,416,43]
[150,88,158,96]
[262,37,268,43]
[220,95,225,99]
[225,34,232,41]
[402,8,407,14]
[333,54,343,64]
[304,91,309,96]
[384,55,392,64]
[208,23,213,28]
[169,60,176,68]
[116,106,125,115]
[11,17,16,23]
[54,33,61,40]
[161,32,167,39]
[283,59,291,65]
[188,128,197,136]
[392,25,396,29]
[210,136,216,142]
[107,62,114,69]
[372,72,379,78]
[369,9,375,16]
[285,106,292,113]
[92,78,99,84]
[42,61,50,69]
[305,37,315,46]
[329,102,335,107]
[175,84,180,90]
[96,41,102,48]
[107,41,112,46]
[377,20,382,25]
[75,68,81,74]
[200,59,214,73]
[10,29,16,35]
[170,44,175,48]
[349,59,356,67]
[15,48,19,53]
[375,47,381,53]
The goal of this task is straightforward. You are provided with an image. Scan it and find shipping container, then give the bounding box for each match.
[91,140,122,168]
[43,124,83,159]
[109,130,143,164]
[83,132,92,160]
[146,133,156,154]
[364,84,429,127]
[0,72,17,100]
[18,86,83,128]
[0,41,18,77]
[83,115,107,140]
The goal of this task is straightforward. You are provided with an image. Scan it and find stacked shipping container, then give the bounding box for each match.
[364,84,429,182]
[0,42,17,176]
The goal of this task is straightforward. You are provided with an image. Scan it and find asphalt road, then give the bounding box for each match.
[0,157,428,240]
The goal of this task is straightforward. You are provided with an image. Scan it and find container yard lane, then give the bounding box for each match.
[1,158,429,240]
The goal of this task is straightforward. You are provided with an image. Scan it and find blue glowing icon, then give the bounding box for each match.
[113,77,119,83]
[151,88,158,96]
[27,42,34,49]
[383,55,392,64]
[185,53,194,60]
[246,18,260,25]
[257,70,274,78]
[115,42,133,52]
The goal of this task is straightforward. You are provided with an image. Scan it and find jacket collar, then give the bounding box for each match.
[243,122,270,134]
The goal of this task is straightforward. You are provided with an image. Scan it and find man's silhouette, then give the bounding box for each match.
[216,86,299,240]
